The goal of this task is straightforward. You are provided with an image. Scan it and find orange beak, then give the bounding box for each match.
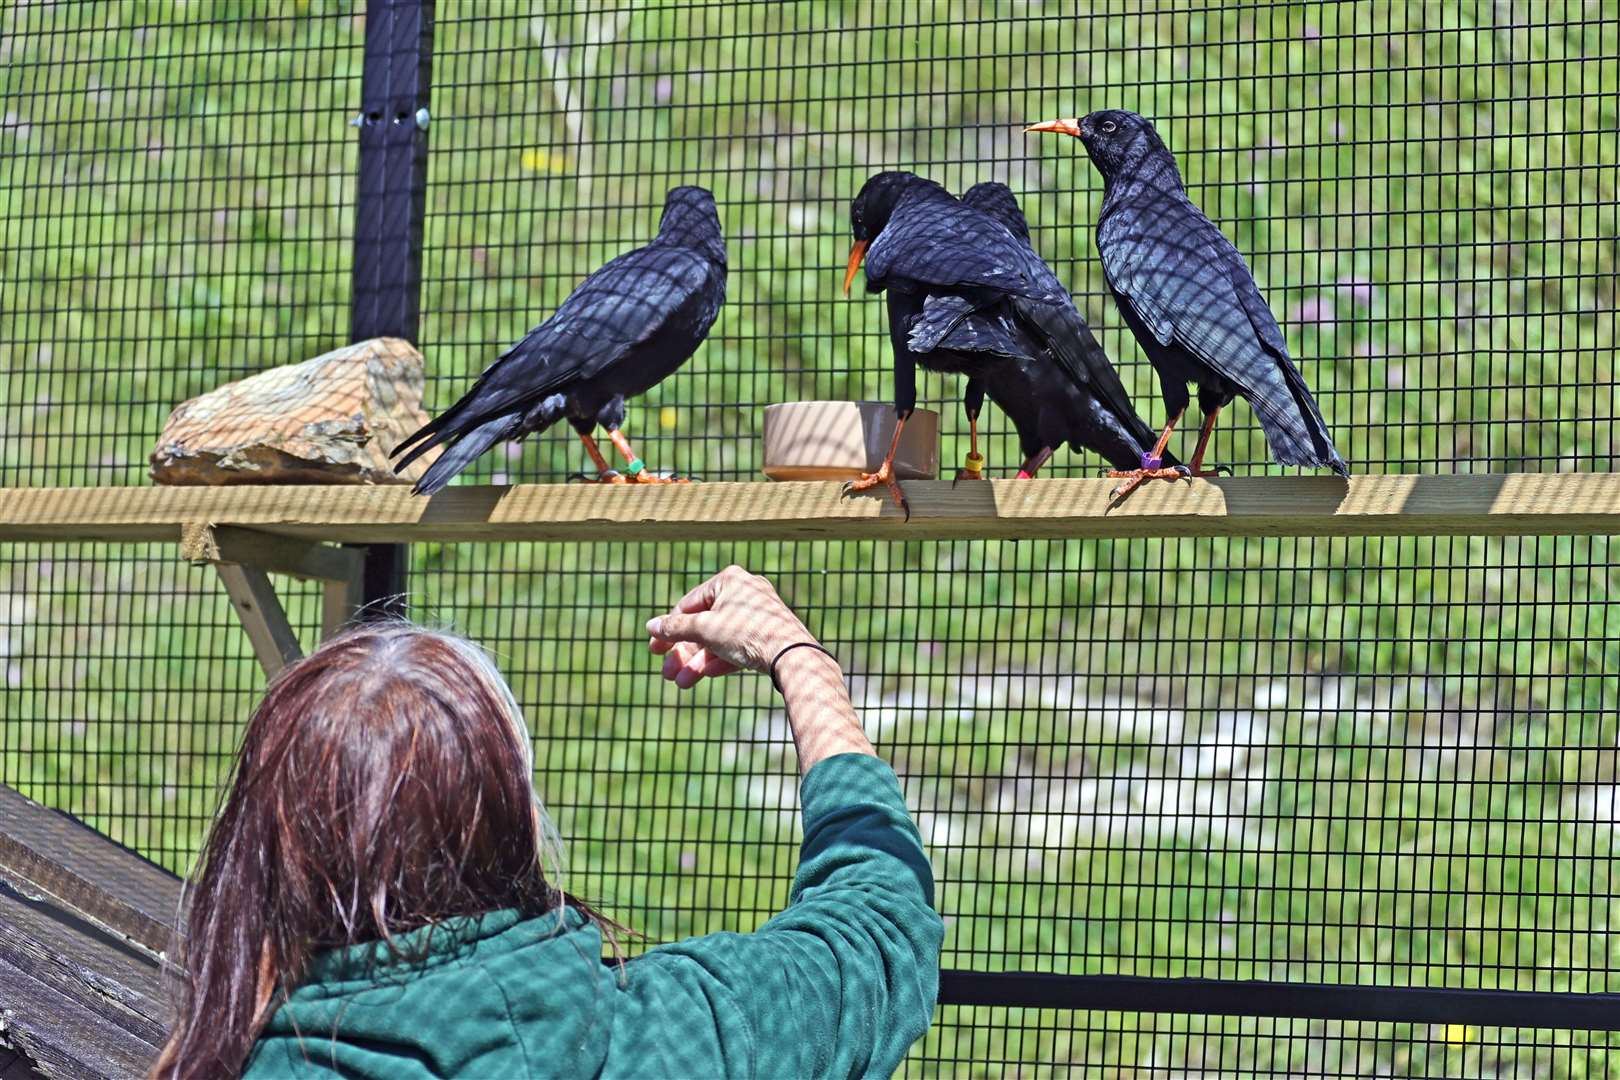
[842,240,869,295]
[1025,117,1083,138]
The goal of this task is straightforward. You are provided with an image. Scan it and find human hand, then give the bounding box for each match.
[646,565,820,690]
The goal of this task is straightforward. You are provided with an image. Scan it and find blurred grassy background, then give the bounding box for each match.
[3,1,1619,1074]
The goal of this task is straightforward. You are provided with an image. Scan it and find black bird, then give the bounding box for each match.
[933,181,1174,479]
[844,171,1174,511]
[1027,110,1347,496]
[393,186,726,495]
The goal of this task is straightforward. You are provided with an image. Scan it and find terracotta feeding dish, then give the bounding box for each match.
[761,401,939,482]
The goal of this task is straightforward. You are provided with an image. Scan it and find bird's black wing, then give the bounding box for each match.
[394,244,717,459]
[872,195,1144,419]
[865,196,1062,305]
[1100,202,1344,470]
[913,294,1032,361]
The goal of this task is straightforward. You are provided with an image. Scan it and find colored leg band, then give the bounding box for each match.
[624,457,645,476]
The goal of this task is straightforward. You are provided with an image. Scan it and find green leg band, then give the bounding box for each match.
[625,457,645,477]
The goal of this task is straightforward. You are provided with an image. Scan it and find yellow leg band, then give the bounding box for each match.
[962,451,985,476]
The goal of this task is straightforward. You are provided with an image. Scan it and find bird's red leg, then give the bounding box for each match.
[1016,446,1055,480]
[1188,406,1223,477]
[957,416,985,481]
[1108,409,1188,500]
[607,428,688,484]
[845,413,910,517]
[578,432,626,483]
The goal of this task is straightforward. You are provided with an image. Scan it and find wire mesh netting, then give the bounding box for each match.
[0,2,361,488]
[4,535,1620,1072]
[3,1,1620,1075]
[419,1,1620,483]
[918,1012,1620,1077]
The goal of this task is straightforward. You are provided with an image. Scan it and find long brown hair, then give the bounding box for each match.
[152,624,603,1078]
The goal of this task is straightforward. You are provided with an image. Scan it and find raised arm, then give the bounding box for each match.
[627,567,942,1077]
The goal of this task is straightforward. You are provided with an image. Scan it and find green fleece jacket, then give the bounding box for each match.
[242,754,942,1079]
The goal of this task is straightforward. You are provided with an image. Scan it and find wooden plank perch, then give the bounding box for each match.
[2,474,1619,544]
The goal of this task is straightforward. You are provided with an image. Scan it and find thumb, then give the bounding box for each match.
[646,612,712,646]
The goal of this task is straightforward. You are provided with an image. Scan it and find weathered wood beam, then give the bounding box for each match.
[0,935,166,1080]
[3,474,1619,545]
[0,784,181,959]
[0,782,174,1077]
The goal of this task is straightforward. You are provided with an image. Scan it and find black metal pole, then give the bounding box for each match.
[937,971,1620,1030]
[350,0,433,619]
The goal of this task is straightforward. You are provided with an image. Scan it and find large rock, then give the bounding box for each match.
[149,337,441,486]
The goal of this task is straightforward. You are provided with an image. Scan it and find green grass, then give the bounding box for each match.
[3,2,1619,1073]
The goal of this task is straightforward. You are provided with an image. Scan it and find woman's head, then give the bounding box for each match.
[156,623,566,1078]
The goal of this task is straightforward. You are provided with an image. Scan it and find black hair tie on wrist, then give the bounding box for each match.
[769,642,838,694]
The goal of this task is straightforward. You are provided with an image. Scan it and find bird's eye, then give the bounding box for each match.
[1101,120,1118,134]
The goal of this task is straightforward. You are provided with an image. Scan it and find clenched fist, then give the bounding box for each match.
[646,565,821,689]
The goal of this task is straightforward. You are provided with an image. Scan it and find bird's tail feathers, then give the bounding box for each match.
[393,416,458,473]
[391,409,455,462]
[393,384,539,473]
[395,335,553,462]
[406,415,516,496]
[1252,360,1348,475]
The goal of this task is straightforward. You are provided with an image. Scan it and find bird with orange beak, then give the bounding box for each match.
[1026,110,1346,494]
[843,171,1166,514]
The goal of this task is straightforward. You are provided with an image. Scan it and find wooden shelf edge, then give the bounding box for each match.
[1,473,1617,544]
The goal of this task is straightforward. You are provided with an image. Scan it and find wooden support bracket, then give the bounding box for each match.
[180,523,366,676]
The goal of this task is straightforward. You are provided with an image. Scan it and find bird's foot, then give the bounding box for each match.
[1105,449,1193,499]
[1106,465,1190,501]
[629,470,692,484]
[1188,464,1232,478]
[572,468,630,484]
[843,468,910,521]
[598,456,691,484]
[570,466,625,482]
